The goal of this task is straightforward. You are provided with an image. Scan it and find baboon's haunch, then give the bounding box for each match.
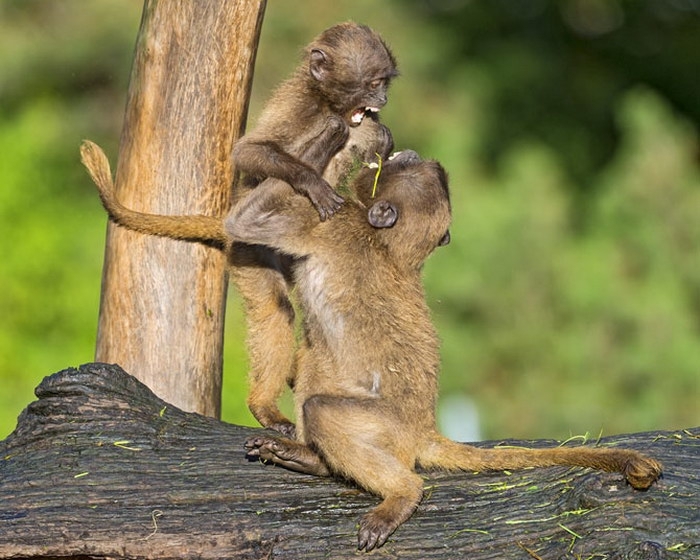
[232,146,663,551]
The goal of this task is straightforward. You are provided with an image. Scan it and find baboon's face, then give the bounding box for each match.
[355,150,451,264]
[308,23,398,126]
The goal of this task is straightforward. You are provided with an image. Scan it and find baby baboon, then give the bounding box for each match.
[232,25,398,431]
[232,148,663,551]
[232,21,398,221]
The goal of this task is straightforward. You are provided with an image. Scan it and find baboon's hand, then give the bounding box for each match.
[304,176,345,221]
[374,122,394,160]
[325,114,350,152]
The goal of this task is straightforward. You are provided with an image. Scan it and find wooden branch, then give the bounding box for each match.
[95,0,265,417]
[1,363,697,559]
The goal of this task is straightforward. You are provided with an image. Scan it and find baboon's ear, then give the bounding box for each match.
[438,231,451,246]
[309,49,329,81]
[368,200,398,229]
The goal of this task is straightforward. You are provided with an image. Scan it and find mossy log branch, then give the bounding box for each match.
[1,363,698,559]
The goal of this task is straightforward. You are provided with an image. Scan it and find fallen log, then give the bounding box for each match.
[1,363,697,559]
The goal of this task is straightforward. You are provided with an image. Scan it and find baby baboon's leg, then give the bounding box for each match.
[230,244,296,437]
[418,434,662,490]
[302,395,424,551]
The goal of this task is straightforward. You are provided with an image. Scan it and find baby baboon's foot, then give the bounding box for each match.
[623,453,663,490]
[244,436,329,476]
[269,421,296,439]
[245,435,295,463]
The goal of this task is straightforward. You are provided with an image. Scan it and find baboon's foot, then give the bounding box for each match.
[245,436,329,476]
[357,495,419,552]
[248,403,295,439]
[358,509,400,552]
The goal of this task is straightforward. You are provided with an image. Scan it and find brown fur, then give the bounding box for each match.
[233,149,662,551]
[81,107,393,437]
[230,19,398,430]
[232,21,398,220]
[81,22,396,437]
[80,141,228,248]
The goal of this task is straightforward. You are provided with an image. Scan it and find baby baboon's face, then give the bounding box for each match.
[308,23,398,126]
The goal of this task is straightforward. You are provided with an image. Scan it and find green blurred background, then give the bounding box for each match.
[1,0,698,441]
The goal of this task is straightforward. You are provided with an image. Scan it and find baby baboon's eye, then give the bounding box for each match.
[369,79,384,90]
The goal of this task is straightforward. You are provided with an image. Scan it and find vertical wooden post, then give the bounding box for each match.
[95,0,266,417]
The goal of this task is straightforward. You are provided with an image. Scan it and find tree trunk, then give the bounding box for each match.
[95,0,266,418]
[1,363,697,559]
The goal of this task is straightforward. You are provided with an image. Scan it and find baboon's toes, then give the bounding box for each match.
[244,436,280,458]
[245,435,301,465]
[357,511,398,552]
[244,437,263,458]
[624,455,663,489]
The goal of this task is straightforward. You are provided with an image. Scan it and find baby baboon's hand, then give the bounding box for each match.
[304,177,345,221]
[373,123,394,160]
[325,114,350,153]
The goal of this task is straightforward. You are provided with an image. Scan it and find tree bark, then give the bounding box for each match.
[95,0,266,418]
[1,363,697,559]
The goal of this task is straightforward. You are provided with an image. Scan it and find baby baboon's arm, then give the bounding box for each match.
[233,132,345,222]
[228,117,351,254]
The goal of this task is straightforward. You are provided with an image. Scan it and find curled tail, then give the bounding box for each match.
[80,140,228,248]
[419,433,661,490]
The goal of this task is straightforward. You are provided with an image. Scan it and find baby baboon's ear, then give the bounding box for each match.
[309,48,329,81]
[368,200,398,228]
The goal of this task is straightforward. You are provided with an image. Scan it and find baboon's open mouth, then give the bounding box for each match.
[350,106,380,125]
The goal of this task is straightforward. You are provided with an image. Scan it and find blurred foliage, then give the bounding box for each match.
[1,0,698,440]
[406,0,700,186]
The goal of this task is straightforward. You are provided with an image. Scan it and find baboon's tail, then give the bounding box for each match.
[80,140,228,248]
[418,433,661,490]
